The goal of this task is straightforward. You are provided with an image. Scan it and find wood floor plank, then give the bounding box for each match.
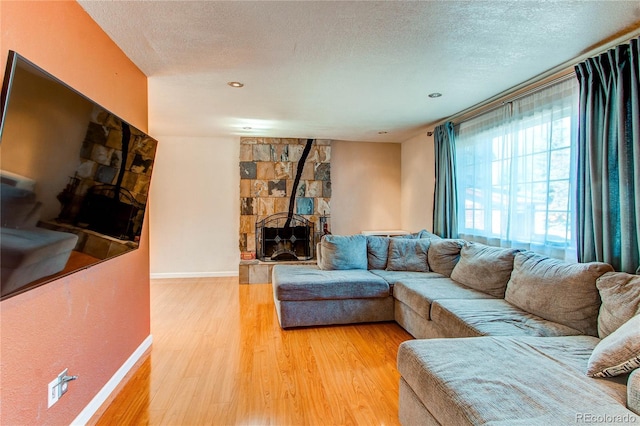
[94,277,413,425]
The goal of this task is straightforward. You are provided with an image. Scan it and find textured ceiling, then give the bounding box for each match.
[79,1,640,142]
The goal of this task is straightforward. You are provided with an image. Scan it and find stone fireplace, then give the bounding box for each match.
[239,137,331,283]
[56,110,156,242]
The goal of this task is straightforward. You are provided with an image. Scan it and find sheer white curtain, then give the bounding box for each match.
[455,78,579,260]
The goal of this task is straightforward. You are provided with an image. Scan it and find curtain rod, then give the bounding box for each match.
[450,71,577,126]
[499,71,576,105]
[427,28,640,133]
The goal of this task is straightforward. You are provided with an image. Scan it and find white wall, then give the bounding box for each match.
[149,136,240,277]
[331,141,402,235]
[401,132,435,233]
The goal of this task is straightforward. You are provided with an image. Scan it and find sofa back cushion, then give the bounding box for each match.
[596,271,640,338]
[428,239,465,277]
[450,242,518,298]
[386,238,431,272]
[505,251,613,336]
[409,229,441,240]
[1,184,41,229]
[366,236,390,270]
[318,234,368,270]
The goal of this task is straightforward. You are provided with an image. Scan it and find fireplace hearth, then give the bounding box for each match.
[256,213,314,261]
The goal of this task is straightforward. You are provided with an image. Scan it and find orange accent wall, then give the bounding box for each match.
[0,2,151,424]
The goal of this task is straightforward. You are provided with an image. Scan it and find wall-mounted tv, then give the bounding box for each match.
[0,51,157,300]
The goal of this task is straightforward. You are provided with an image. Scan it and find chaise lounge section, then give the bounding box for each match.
[398,334,638,425]
[272,264,394,328]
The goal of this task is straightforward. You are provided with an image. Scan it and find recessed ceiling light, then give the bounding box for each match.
[428,92,442,98]
[228,81,244,88]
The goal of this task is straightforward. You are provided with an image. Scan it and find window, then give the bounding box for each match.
[455,78,579,260]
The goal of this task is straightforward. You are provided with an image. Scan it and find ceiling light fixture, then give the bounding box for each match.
[228,81,244,88]
[428,92,442,98]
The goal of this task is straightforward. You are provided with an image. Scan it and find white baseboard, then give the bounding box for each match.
[150,271,239,279]
[71,334,153,425]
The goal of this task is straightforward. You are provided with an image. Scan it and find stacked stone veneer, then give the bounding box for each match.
[62,106,157,239]
[239,137,331,255]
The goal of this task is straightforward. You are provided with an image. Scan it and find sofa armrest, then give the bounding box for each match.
[629,368,640,415]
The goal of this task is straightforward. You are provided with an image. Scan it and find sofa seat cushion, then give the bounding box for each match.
[369,270,443,296]
[432,298,584,337]
[369,270,444,285]
[393,278,495,321]
[272,264,389,301]
[398,336,635,425]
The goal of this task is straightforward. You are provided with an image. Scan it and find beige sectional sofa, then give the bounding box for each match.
[271,233,640,424]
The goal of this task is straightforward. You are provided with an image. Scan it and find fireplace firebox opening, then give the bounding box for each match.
[256,213,314,261]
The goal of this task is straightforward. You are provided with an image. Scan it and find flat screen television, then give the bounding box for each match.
[0,51,157,300]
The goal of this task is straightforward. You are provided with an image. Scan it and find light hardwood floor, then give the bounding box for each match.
[95,277,413,425]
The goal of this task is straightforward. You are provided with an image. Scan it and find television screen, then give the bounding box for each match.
[0,51,157,300]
